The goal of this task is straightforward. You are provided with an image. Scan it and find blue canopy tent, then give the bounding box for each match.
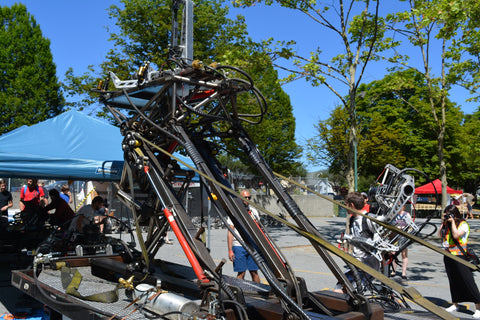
[0,111,196,181]
[0,111,124,181]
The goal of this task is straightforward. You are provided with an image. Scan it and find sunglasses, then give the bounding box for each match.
[245,196,251,200]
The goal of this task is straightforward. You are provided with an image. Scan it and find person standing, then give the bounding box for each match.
[0,179,13,228]
[335,192,379,293]
[348,192,379,267]
[19,179,47,228]
[467,198,475,219]
[227,190,260,283]
[60,184,73,204]
[439,205,480,317]
[38,180,48,206]
[19,179,45,211]
[391,207,411,280]
[361,192,370,212]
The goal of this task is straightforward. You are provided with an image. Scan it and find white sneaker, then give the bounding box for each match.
[473,309,480,318]
[445,305,457,313]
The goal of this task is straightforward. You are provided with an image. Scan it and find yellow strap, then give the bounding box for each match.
[134,134,458,319]
[61,266,119,303]
[122,161,150,270]
[75,186,96,211]
[275,172,479,271]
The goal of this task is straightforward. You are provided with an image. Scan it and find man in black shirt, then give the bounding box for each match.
[0,179,13,228]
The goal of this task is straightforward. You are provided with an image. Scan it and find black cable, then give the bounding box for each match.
[221,299,249,320]
[121,88,184,145]
[215,65,254,89]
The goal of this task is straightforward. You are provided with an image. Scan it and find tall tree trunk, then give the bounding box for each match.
[439,131,448,208]
[439,39,449,209]
[347,91,357,192]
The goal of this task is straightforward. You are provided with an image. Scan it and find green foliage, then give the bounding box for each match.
[356,70,465,182]
[62,0,302,175]
[233,0,400,190]
[240,60,303,174]
[308,69,468,186]
[0,4,64,134]
[453,110,480,193]
[385,0,480,204]
[305,105,349,174]
[442,1,480,102]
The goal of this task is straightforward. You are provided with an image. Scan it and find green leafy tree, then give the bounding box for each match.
[233,0,399,191]
[62,0,302,175]
[458,111,480,193]
[442,0,480,103]
[386,0,480,206]
[355,70,465,185]
[305,105,349,176]
[0,4,64,134]
[307,69,466,189]
[237,59,303,174]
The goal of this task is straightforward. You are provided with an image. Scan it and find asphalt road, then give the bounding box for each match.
[1,216,480,319]
[150,216,480,319]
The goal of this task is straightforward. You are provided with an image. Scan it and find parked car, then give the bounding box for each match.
[10,186,22,192]
[43,180,85,195]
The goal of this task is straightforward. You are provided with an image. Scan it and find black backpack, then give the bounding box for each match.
[349,215,374,239]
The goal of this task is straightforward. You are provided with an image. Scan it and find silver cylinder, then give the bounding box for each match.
[134,283,199,320]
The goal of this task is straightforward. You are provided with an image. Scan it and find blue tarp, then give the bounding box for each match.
[0,111,198,182]
[0,111,124,181]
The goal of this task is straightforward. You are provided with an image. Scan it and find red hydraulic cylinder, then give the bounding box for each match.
[163,208,209,283]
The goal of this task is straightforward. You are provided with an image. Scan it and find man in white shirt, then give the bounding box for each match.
[69,196,105,233]
[227,190,260,283]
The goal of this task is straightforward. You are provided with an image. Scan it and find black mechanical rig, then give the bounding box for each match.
[89,1,377,318]
[10,1,461,319]
[92,33,371,320]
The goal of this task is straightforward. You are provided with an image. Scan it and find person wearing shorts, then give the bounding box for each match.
[227,190,260,283]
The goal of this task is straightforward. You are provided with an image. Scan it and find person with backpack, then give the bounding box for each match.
[19,179,47,229]
[334,191,379,293]
[346,192,379,268]
[19,179,45,211]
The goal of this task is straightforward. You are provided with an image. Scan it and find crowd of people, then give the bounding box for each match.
[0,178,112,235]
[336,190,480,318]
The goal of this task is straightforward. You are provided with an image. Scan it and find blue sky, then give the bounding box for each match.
[3,0,479,170]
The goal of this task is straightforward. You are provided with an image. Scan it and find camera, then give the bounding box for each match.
[444,212,455,221]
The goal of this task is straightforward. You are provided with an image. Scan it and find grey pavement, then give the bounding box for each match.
[150,216,480,319]
[0,216,479,319]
